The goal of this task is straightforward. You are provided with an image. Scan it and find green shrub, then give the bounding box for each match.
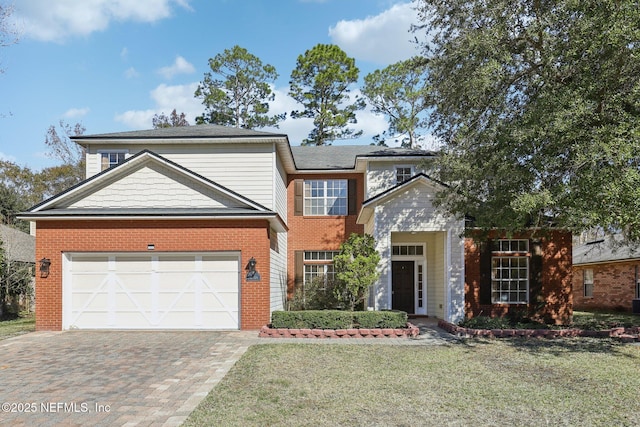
[353,310,407,328]
[288,277,341,311]
[271,310,408,329]
[459,315,549,330]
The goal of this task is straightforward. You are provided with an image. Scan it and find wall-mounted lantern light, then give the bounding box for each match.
[39,258,51,278]
[245,257,261,281]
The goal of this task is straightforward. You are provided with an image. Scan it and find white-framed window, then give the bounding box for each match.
[491,239,529,304]
[303,251,339,288]
[100,151,127,171]
[395,166,413,184]
[392,244,424,256]
[304,180,347,216]
[583,269,594,298]
[496,239,529,253]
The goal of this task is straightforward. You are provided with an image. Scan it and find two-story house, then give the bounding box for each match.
[21,125,572,331]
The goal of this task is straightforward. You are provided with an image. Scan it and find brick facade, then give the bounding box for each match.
[464,230,573,324]
[573,262,640,312]
[35,219,271,331]
[286,173,364,295]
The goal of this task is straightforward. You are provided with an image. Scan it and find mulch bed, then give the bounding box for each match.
[438,320,640,342]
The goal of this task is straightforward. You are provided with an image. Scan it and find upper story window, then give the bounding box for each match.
[395,166,414,184]
[304,180,347,216]
[100,152,127,171]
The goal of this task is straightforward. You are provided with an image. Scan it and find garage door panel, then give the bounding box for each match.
[71,256,110,272]
[64,253,240,330]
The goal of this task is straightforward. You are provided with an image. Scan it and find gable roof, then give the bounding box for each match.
[0,225,35,263]
[290,145,436,170]
[19,150,288,230]
[356,173,446,225]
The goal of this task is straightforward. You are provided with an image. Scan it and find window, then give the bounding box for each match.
[395,166,413,184]
[100,152,126,171]
[491,240,529,304]
[496,239,529,253]
[392,245,424,256]
[303,251,339,288]
[304,180,347,216]
[583,269,594,298]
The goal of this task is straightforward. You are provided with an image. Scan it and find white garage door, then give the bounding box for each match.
[63,252,240,330]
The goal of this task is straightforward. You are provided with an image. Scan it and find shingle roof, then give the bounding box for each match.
[73,124,287,140]
[573,234,640,265]
[291,145,436,169]
[0,225,35,263]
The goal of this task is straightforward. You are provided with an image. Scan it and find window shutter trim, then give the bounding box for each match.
[348,179,357,215]
[294,180,303,216]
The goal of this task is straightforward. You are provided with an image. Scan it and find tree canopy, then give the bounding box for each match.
[289,44,364,145]
[0,3,19,73]
[152,109,189,128]
[195,45,284,129]
[362,57,431,148]
[414,0,640,239]
[333,233,380,311]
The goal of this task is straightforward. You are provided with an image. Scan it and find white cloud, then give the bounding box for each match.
[62,107,90,119]
[157,56,196,79]
[329,2,419,65]
[124,67,140,79]
[120,47,129,59]
[114,82,201,129]
[13,0,192,42]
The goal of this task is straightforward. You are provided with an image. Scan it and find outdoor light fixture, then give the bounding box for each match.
[39,258,51,278]
[245,257,261,281]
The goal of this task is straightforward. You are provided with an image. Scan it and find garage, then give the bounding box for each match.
[62,252,240,330]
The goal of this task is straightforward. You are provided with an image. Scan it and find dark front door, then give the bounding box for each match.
[392,261,415,313]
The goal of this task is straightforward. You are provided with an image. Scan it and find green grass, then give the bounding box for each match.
[572,310,640,330]
[0,313,35,340]
[184,339,640,427]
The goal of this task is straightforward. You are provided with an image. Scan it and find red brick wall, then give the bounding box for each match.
[286,173,364,295]
[573,262,639,312]
[35,219,271,331]
[464,230,573,324]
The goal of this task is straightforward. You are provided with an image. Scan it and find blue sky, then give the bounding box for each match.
[0,0,422,170]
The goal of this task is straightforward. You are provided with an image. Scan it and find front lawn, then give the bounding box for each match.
[0,314,35,340]
[184,339,640,426]
[572,310,640,330]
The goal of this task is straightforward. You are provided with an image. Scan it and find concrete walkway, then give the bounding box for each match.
[0,320,455,426]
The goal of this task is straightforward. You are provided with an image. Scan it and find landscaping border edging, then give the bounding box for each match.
[438,320,640,342]
[258,323,420,339]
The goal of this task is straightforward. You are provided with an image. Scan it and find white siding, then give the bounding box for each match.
[86,143,275,209]
[65,164,244,209]
[269,231,287,313]
[365,160,422,199]
[275,151,287,222]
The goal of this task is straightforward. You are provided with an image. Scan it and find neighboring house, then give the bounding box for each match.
[20,125,573,330]
[573,235,640,312]
[0,224,36,264]
[0,224,36,312]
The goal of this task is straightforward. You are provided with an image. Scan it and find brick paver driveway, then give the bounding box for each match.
[0,330,259,426]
